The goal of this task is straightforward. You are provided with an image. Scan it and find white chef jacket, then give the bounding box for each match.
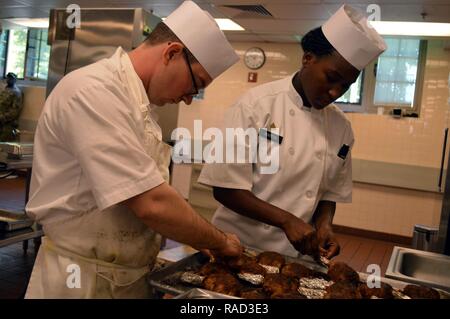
[26,47,165,225]
[198,73,354,257]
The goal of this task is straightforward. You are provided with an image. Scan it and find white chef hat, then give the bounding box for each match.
[322,5,387,70]
[164,0,239,79]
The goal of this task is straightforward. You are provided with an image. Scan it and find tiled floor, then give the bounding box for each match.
[333,233,399,274]
[0,241,35,299]
[0,176,403,299]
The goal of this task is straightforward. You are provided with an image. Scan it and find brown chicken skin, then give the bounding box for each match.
[239,262,266,276]
[240,288,268,299]
[202,273,242,297]
[225,255,257,270]
[325,281,362,299]
[358,282,394,299]
[197,262,232,276]
[402,284,440,299]
[281,263,314,279]
[271,292,307,299]
[327,261,360,285]
[257,251,286,269]
[263,273,299,297]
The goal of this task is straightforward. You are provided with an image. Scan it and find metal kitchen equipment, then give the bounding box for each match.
[45,8,178,143]
[386,246,450,293]
[173,288,240,299]
[46,8,161,96]
[148,249,327,297]
[148,249,450,299]
[0,209,34,232]
[412,224,439,252]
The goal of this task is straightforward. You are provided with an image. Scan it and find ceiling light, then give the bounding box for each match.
[369,21,450,37]
[5,18,49,29]
[162,17,244,31]
[214,18,244,31]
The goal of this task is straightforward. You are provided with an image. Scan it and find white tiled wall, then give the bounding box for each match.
[177,42,303,133]
[177,40,449,237]
[349,40,450,168]
[335,182,443,237]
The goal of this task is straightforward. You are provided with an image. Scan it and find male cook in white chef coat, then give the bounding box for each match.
[25,1,242,298]
[199,5,387,259]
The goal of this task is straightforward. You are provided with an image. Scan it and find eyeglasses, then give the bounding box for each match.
[182,48,199,97]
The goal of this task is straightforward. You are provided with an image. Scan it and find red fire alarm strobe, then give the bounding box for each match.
[248,72,258,83]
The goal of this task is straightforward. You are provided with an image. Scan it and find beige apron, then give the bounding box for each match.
[25,49,172,299]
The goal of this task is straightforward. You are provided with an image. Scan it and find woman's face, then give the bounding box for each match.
[300,51,360,109]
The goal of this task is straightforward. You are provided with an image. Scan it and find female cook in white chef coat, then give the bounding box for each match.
[25,1,242,299]
[199,5,387,259]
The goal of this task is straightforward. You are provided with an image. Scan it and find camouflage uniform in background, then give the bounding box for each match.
[0,85,23,142]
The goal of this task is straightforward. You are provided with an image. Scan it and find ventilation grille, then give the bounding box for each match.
[221,5,273,18]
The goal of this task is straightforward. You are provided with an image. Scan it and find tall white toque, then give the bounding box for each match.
[164,0,239,79]
[322,5,387,70]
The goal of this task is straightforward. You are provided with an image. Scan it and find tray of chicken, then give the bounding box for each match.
[148,249,449,299]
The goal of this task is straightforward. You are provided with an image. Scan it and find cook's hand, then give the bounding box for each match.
[317,226,340,259]
[282,215,320,259]
[208,232,243,258]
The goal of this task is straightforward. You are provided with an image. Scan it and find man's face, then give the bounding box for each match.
[300,51,360,109]
[149,45,212,106]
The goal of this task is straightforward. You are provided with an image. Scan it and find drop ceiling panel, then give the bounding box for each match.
[0,0,449,42]
[265,3,342,20]
[234,18,321,35]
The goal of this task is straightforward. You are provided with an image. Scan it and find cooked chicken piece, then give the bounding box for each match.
[257,251,285,269]
[197,262,231,276]
[281,263,314,279]
[325,281,362,299]
[271,292,307,299]
[202,273,241,297]
[239,262,266,276]
[402,284,440,299]
[240,288,268,299]
[327,261,359,284]
[358,282,394,299]
[263,273,299,297]
[225,254,257,270]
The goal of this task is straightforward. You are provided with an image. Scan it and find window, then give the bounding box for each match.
[374,38,423,107]
[25,29,50,79]
[0,31,8,77]
[336,72,363,104]
[336,37,426,114]
[5,29,27,78]
[3,28,50,80]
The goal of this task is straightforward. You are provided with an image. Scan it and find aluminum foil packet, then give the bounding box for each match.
[298,287,327,299]
[180,271,205,286]
[299,277,333,290]
[259,264,279,274]
[237,272,265,285]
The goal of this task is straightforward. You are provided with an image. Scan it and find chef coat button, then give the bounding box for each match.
[316,153,322,160]
[306,191,313,198]
[264,224,270,230]
[289,109,295,116]
[288,147,295,155]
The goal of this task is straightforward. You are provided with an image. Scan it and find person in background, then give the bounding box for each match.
[0,72,23,141]
[199,5,387,260]
[25,1,242,299]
